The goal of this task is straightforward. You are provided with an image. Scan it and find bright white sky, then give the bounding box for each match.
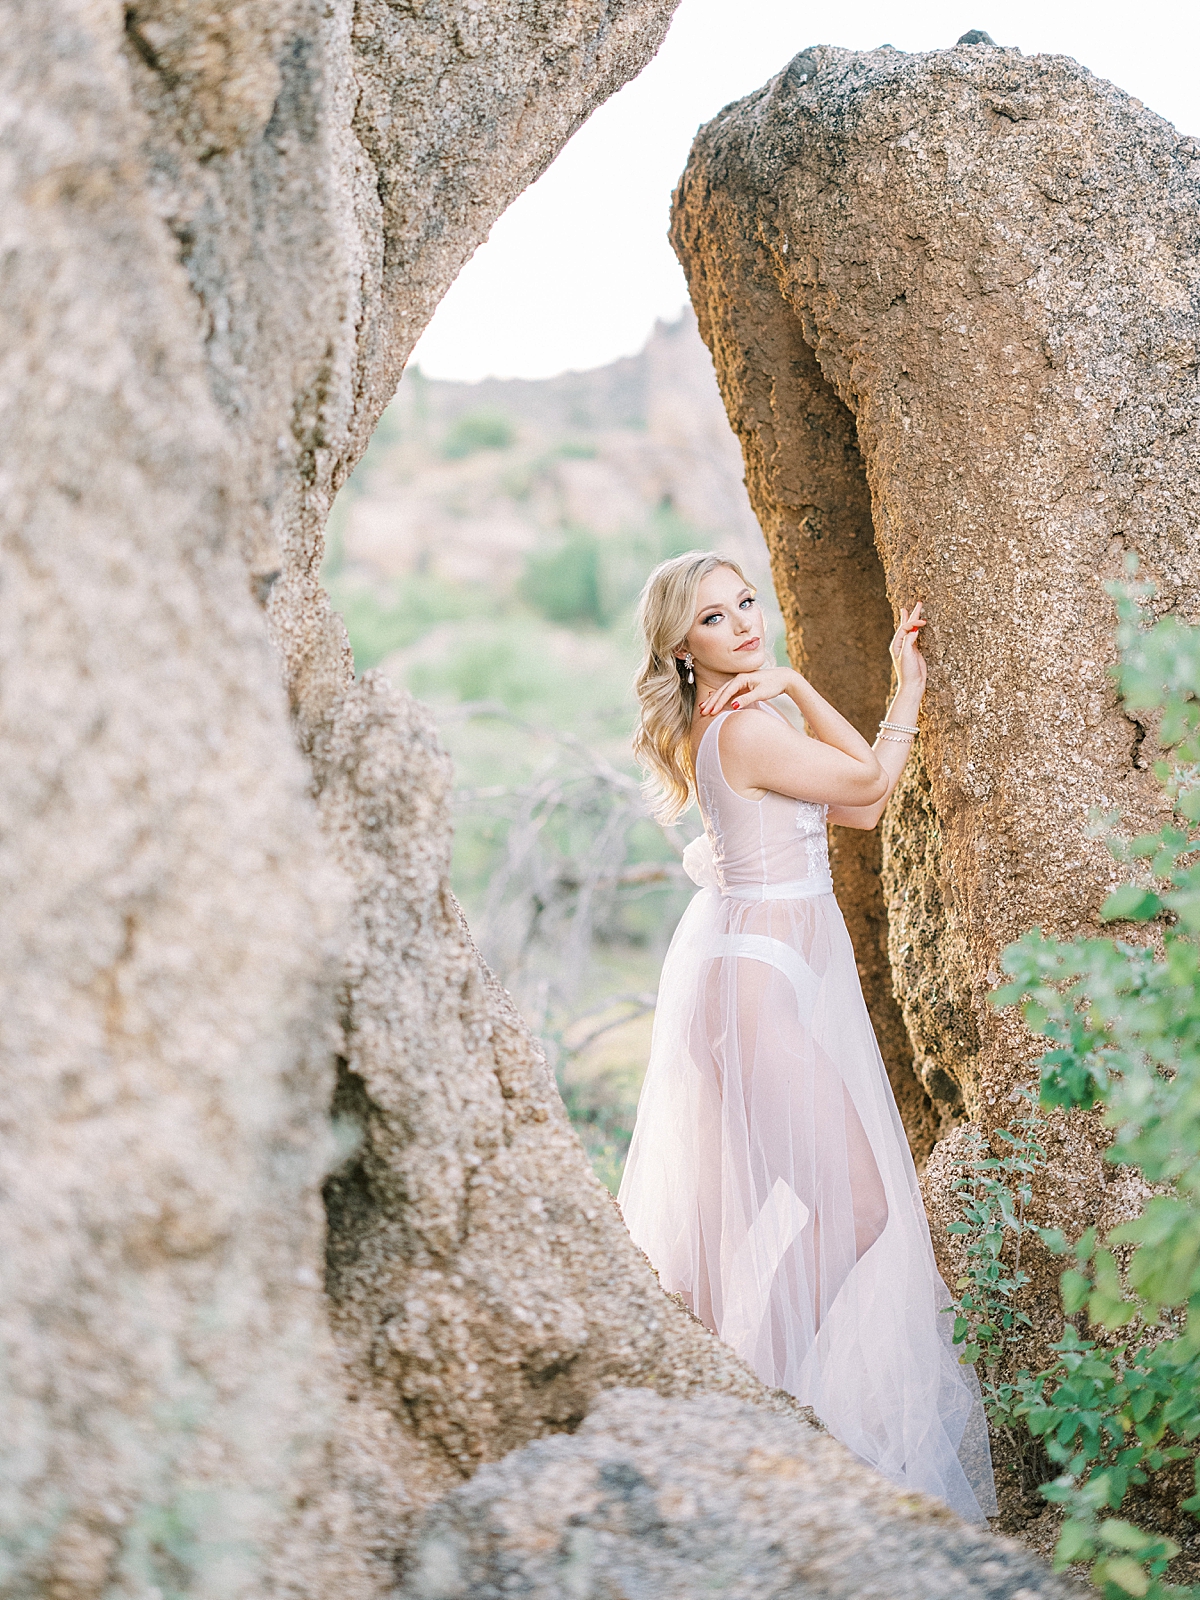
[409,0,1200,382]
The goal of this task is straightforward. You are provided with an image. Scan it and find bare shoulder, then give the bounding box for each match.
[714,705,808,798]
[717,703,806,754]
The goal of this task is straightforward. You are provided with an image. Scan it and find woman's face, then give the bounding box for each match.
[678,566,766,681]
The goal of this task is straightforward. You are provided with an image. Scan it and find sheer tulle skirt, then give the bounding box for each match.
[618,884,995,1522]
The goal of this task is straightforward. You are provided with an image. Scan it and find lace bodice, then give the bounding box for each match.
[690,705,832,896]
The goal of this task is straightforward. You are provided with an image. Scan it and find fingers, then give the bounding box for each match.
[700,675,750,716]
[894,601,927,646]
[698,681,730,716]
[710,680,748,715]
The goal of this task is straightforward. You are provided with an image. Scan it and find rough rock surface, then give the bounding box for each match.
[123,0,690,731]
[399,1389,1078,1599]
[0,8,361,1597]
[670,39,1200,1359]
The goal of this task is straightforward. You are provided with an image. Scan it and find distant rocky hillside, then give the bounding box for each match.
[332,309,770,594]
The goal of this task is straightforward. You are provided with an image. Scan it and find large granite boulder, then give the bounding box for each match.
[400,1389,1077,1599]
[0,8,355,1595]
[0,4,1121,1590]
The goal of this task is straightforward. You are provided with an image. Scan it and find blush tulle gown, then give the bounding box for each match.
[618,704,996,1521]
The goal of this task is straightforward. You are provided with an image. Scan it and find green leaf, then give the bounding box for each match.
[1089,1287,1141,1331]
[1129,1388,1158,1424]
[1098,1521,1159,1553]
[1100,885,1162,923]
[1056,1413,1081,1445]
[1096,1555,1150,1596]
[1061,1268,1093,1314]
[1054,1518,1096,1565]
[1038,1228,1070,1255]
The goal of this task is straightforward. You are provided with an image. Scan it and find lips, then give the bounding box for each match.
[734,636,761,652]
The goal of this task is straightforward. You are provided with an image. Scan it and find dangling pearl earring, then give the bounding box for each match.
[684,652,695,685]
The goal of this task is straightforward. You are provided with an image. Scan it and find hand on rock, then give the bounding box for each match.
[891,603,927,695]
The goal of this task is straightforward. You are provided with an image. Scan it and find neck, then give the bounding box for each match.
[693,668,736,697]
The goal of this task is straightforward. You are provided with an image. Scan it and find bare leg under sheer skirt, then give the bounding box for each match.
[618,886,995,1522]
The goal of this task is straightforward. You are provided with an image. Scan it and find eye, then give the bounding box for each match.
[702,611,722,626]
[739,596,756,609]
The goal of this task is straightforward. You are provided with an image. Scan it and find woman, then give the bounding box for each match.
[618,551,995,1522]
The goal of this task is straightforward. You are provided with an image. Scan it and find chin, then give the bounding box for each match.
[731,651,766,671]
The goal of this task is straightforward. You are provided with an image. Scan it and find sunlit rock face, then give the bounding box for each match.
[671,38,1200,1368]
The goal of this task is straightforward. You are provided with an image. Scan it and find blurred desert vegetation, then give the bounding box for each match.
[323,311,776,1188]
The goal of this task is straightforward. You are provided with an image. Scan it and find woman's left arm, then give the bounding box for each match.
[827,603,927,830]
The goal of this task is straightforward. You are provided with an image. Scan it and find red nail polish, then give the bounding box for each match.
[731,701,740,709]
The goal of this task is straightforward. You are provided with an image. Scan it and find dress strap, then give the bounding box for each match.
[756,700,790,724]
[694,708,734,788]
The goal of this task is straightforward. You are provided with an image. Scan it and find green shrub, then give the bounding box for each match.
[521,529,606,626]
[952,579,1200,1597]
[441,408,516,459]
[947,1097,1046,1375]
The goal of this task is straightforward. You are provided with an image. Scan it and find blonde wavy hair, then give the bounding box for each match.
[632,551,754,822]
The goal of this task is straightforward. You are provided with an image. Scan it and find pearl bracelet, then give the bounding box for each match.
[877,731,914,744]
[879,719,920,736]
